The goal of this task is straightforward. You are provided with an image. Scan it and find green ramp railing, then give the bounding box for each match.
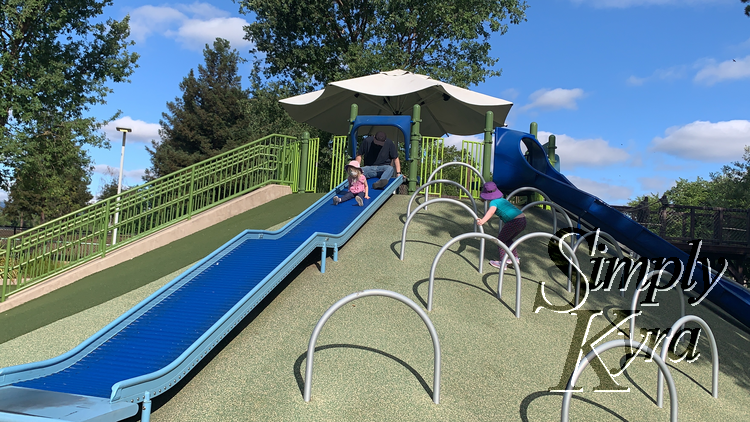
[460,139,484,200]
[328,135,349,191]
[419,137,445,197]
[305,138,320,192]
[1,134,302,302]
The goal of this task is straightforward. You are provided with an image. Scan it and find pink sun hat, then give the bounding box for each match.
[345,160,361,171]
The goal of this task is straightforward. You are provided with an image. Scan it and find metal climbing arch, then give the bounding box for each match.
[304,289,442,404]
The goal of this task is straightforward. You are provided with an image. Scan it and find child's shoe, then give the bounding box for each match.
[489,260,502,269]
[333,196,341,205]
[355,196,363,206]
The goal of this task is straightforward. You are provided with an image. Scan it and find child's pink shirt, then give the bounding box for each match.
[348,174,367,193]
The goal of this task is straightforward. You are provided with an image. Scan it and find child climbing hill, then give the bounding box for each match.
[476,182,527,269]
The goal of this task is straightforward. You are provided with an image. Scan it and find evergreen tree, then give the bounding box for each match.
[145,38,255,179]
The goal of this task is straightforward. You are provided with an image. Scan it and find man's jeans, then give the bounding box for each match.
[362,165,394,182]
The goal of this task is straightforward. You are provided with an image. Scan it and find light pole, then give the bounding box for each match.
[112,127,131,246]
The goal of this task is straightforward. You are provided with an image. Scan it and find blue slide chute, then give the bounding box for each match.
[492,127,750,329]
[0,177,402,421]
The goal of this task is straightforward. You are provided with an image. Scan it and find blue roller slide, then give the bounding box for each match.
[0,176,403,422]
[493,127,750,329]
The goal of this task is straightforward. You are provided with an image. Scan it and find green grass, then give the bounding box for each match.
[0,193,323,344]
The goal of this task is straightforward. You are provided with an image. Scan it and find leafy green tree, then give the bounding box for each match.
[0,0,138,184]
[743,0,750,17]
[238,0,528,88]
[710,146,750,208]
[664,178,713,207]
[97,175,131,202]
[0,1,138,223]
[245,71,333,191]
[652,147,750,209]
[145,39,261,179]
[4,128,93,225]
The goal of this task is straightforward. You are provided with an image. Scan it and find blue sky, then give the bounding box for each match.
[57,0,750,205]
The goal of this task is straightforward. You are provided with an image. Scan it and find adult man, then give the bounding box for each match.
[356,131,402,189]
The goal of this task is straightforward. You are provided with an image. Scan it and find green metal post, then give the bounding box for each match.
[187,167,195,218]
[299,132,309,193]
[103,199,110,257]
[2,240,10,302]
[548,134,557,167]
[409,104,422,194]
[526,122,539,205]
[349,104,358,159]
[99,203,108,256]
[483,111,494,182]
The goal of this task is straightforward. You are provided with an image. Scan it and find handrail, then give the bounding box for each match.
[657,315,718,408]
[428,232,520,313]
[401,198,485,273]
[561,339,678,422]
[304,289,441,404]
[407,180,478,217]
[1,134,302,302]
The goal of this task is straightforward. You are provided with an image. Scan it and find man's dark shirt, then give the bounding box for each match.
[359,137,398,166]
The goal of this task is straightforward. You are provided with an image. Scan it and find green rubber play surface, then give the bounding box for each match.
[2,194,749,421]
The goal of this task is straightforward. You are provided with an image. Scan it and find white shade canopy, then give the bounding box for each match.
[280,69,513,138]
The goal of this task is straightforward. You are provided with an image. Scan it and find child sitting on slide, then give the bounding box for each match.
[333,160,370,206]
[476,182,527,269]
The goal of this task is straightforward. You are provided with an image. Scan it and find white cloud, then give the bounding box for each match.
[128,3,252,50]
[626,76,646,86]
[649,120,750,162]
[174,2,230,18]
[521,88,585,111]
[694,55,750,85]
[129,6,186,43]
[94,164,146,180]
[537,131,630,168]
[566,175,634,204]
[627,66,687,86]
[167,17,251,51]
[102,116,161,144]
[571,0,730,8]
[637,176,675,192]
[442,134,483,149]
[501,88,519,101]
[0,190,7,203]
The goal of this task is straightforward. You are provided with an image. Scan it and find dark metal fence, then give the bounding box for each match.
[613,199,750,247]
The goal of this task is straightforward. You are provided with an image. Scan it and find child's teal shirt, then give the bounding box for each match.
[489,198,522,223]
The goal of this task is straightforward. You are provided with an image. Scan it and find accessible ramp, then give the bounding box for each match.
[0,176,402,422]
[492,127,750,329]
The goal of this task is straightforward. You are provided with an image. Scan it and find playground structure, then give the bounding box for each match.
[0,95,744,422]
